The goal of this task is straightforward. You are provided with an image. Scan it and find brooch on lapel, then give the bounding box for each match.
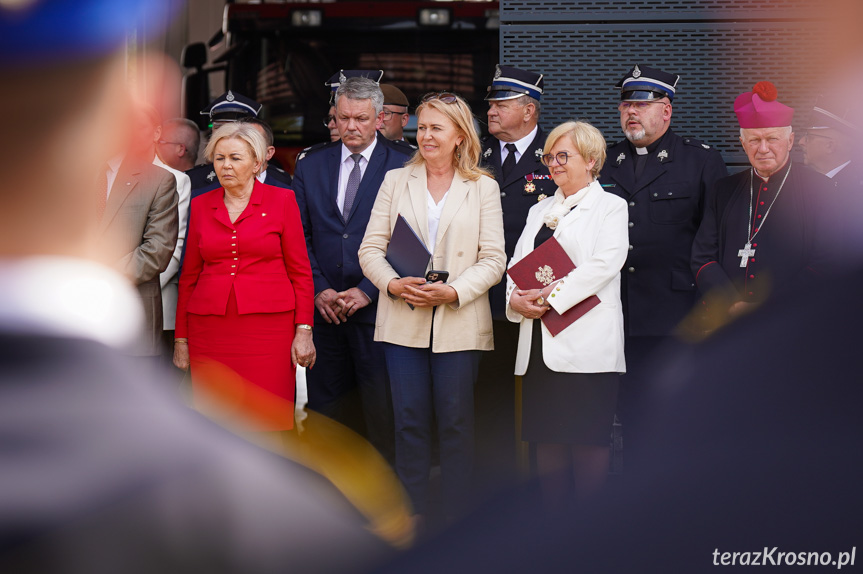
[207,171,216,181]
[616,153,626,165]
[658,149,669,162]
[537,193,548,202]
[483,148,492,159]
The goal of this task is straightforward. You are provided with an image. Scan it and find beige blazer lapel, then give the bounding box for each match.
[99,163,141,232]
[434,175,469,251]
[406,165,431,249]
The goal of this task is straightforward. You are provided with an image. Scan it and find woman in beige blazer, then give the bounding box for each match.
[506,121,628,503]
[359,93,505,523]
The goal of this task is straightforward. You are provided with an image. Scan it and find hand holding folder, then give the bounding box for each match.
[506,236,600,336]
[386,214,432,309]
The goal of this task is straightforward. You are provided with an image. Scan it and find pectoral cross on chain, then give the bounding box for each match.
[738,243,755,267]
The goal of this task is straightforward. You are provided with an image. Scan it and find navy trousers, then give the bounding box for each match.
[383,343,481,518]
[306,321,394,464]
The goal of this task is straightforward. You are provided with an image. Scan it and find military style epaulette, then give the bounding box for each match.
[682,137,712,150]
[296,140,336,162]
[387,138,417,152]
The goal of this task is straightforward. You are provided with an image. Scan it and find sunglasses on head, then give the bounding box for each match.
[421,92,459,104]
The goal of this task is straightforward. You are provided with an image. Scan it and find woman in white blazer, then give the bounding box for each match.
[506,121,628,501]
[359,93,505,523]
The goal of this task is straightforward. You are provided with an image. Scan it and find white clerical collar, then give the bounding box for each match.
[499,125,539,158]
[826,161,852,179]
[341,137,378,165]
[0,257,144,350]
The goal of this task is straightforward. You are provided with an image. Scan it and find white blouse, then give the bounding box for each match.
[426,189,449,252]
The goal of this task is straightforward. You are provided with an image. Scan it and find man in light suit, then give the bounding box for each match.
[100,138,179,359]
[294,76,413,463]
[132,102,192,367]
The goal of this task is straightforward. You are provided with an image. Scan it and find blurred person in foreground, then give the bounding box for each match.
[691,82,833,323]
[359,92,506,525]
[798,97,862,190]
[158,117,201,172]
[0,2,390,571]
[506,121,628,502]
[174,122,315,433]
[294,76,412,464]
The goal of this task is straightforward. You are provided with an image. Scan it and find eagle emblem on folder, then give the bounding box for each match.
[535,265,555,286]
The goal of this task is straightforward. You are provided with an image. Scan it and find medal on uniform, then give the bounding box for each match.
[524,173,535,193]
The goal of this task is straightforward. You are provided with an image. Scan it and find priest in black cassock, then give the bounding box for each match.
[691,81,833,320]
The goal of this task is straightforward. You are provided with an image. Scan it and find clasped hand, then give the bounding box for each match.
[510,288,550,320]
[387,277,458,308]
[315,287,370,324]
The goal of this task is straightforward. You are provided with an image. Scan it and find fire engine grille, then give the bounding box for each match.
[500,11,833,164]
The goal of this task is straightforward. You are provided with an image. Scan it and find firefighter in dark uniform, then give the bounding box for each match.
[598,64,727,466]
[475,65,557,491]
[186,90,265,198]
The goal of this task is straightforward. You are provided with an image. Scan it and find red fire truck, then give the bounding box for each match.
[182,1,500,172]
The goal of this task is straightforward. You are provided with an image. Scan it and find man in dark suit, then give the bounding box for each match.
[0,1,391,571]
[599,64,727,465]
[475,65,557,492]
[293,76,412,463]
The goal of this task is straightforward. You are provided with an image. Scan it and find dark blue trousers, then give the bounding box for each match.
[306,321,394,464]
[383,343,481,517]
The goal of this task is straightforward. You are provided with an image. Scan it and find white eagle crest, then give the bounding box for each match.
[535,265,555,286]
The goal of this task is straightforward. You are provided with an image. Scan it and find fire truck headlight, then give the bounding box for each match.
[291,10,322,27]
[418,8,450,27]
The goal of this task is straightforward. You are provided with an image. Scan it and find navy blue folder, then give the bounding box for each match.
[386,214,431,279]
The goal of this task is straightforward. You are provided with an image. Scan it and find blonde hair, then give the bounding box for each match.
[204,122,267,174]
[405,94,491,181]
[544,121,607,178]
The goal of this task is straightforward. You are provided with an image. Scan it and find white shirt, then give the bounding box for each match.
[256,169,268,185]
[426,190,449,252]
[0,257,144,351]
[499,125,539,164]
[337,139,378,212]
[105,156,124,199]
[826,161,852,179]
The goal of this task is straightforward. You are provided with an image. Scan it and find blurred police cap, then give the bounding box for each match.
[0,0,178,67]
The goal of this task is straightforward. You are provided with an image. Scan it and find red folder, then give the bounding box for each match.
[506,236,600,336]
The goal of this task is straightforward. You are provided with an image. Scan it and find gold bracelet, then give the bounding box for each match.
[174,338,188,344]
[296,324,313,331]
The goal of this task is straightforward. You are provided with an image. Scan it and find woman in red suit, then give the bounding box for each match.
[174,123,315,431]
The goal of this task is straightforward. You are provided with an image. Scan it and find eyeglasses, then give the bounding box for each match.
[421,92,459,104]
[541,151,575,166]
[322,115,336,128]
[617,100,669,112]
[382,109,408,120]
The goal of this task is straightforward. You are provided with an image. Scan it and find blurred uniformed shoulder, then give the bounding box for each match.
[296,140,337,162]
[382,137,416,155]
[680,136,714,151]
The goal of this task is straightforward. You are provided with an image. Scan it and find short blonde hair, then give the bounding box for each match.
[204,122,267,174]
[405,94,491,181]
[544,121,607,178]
